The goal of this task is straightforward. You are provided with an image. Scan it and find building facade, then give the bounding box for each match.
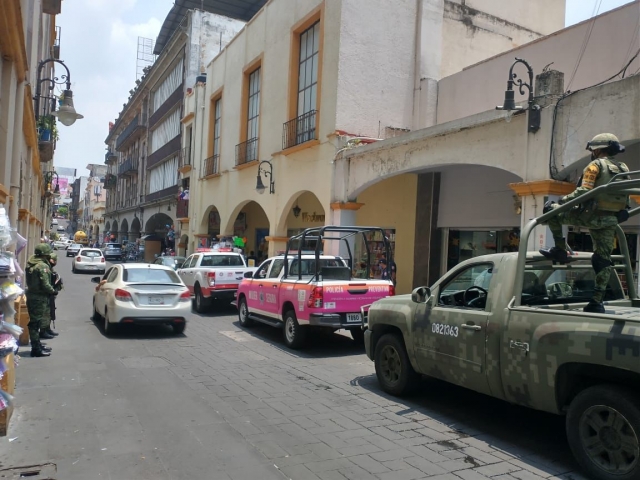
[104,9,243,246]
[183,0,566,291]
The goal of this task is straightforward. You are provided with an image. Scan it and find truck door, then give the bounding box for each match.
[261,259,284,318]
[248,259,272,315]
[178,255,197,292]
[414,262,493,395]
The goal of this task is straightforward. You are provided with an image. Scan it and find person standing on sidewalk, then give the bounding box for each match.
[25,243,56,357]
[39,252,62,339]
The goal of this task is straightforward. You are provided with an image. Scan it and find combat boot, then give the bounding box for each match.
[46,328,59,337]
[584,301,605,314]
[539,247,569,264]
[40,329,55,339]
[31,347,51,357]
[41,345,52,352]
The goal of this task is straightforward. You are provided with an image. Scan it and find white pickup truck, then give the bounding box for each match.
[177,249,257,312]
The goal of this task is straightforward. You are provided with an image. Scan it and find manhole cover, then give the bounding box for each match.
[120,356,171,369]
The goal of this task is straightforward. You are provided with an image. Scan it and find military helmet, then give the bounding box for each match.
[50,252,58,261]
[586,133,623,151]
[34,243,53,256]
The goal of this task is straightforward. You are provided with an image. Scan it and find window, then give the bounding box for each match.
[237,66,261,165]
[297,22,319,118]
[153,59,184,113]
[149,157,179,193]
[150,109,181,153]
[213,97,222,159]
[438,263,493,309]
[123,268,181,284]
[269,259,285,279]
[247,68,260,142]
[255,260,272,279]
[200,255,245,267]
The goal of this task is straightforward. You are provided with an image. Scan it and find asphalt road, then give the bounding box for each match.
[1,254,587,480]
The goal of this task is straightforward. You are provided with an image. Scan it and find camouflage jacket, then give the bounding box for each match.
[25,256,56,297]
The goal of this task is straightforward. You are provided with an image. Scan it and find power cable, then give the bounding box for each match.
[566,0,602,92]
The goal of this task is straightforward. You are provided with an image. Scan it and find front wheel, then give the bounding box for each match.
[567,385,640,480]
[374,333,420,396]
[283,310,306,349]
[237,297,254,328]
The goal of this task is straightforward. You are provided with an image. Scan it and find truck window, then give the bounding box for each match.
[521,261,625,306]
[255,260,272,278]
[439,263,493,309]
[269,259,285,278]
[201,255,244,267]
[289,259,343,277]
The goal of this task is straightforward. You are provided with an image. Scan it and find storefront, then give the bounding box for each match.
[354,229,397,279]
[444,228,520,272]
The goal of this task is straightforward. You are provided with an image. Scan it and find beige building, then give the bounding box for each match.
[182,0,565,287]
[0,0,71,265]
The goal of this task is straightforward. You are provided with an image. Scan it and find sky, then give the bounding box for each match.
[53,0,635,178]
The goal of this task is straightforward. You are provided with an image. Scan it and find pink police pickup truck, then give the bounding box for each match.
[235,226,395,349]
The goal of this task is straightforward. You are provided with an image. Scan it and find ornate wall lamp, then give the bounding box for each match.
[256,160,275,195]
[34,58,84,126]
[496,57,540,133]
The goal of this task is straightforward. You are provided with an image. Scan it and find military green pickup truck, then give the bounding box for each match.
[364,175,640,480]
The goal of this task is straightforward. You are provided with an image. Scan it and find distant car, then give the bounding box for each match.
[72,248,106,274]
[57,225,65,232]
[51,219,59,226]
[52,239,72,250]
[66,243,82,257]
[153,256,187,270]
[103,243,123,261]
[91,264,190,335]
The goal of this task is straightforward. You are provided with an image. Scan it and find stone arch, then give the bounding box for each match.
[120,218,129,243]
[224,200,270,261]
[276,190,325,237]
[145,212,173,236]
[131,216,141,238]
[105,221,111,234]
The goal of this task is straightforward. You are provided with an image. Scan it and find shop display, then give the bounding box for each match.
[355,229,396,279]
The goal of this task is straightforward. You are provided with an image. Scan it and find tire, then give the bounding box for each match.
[194,285,209,313]
[172,323,186,334]
[103,310,114,336]
[566,385,640,480]
[374,333,420,396]
[350,328,365,345]
[237,296,254,328]
[72,266,76,274]
[283,310,306,349]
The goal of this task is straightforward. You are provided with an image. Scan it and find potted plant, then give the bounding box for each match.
[37,115,59,142]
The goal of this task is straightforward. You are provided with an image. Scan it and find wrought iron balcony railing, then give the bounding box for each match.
[179,146,192,168]
[104,174,117,189]
[203,154,219,177]
[118,157,139,176]
[235,137,258,166]
[177,199,189,218]
[282,110,317,150]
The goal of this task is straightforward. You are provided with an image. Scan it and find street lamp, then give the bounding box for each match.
[495,57,540,133]
[256,160,275,195]
[34,58,83,126]
[292,203,301,217]
[43,171,60,197]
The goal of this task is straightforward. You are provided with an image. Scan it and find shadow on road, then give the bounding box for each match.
[351,373,576,474]
[88,316,186,340]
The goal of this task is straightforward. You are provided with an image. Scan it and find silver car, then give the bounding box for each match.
[72,248,106,274]
[66,243,82,257]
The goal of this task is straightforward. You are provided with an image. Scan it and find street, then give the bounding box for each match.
[1,254,587,480]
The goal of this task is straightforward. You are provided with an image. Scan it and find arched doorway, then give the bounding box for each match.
[120,218,129,244]
[179,234,188,256]
[111,220,118,243]
[225,201,270,262]
[277,191,325,238]
[198,206,221,250]
[131,217,141,239]
[145,213,174,251]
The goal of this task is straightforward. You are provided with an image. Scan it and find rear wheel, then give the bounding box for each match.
[567,385,640,480]
[194,285,209,313]
[237,297,254,328]
[374,333,419,396]
[172,323,186,334]
[283,310,306,349]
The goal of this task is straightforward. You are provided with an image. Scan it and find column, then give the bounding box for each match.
[327,202,364,258]
[413,172,441,288]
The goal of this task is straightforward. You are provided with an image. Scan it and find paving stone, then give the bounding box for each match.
[349,455,391,474]
[376,466,430,480]
[475,462,524,477]
[454,470,491,480]
[279,463,323,480]
[340,442,382,457]
[369,448,416,462]
[306,458,356,473]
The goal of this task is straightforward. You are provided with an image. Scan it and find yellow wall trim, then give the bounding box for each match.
[0,0,28,82]
[181,112,195,124]
[509,180,575,197]
[265,236,288,242]
[272,139,320,157]
[178,165,193,174]
[234,160,259,171]
[330,202,365,211]
[0,184,10,204]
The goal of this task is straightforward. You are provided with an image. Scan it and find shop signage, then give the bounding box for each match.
[302,212,325,223]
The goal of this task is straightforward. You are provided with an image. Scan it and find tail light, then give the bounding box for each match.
[115,288,132,301]
[76,256,81,262]
[389,285,395,296]
[101,258,105,263]
[307,287,323,308]
[179,291,191,302]
[207,271,216,287]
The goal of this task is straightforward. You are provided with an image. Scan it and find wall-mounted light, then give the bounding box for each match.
[34,58,83,126]
[292,203,301,218]
[256,160,275,195]
[496,57,540,133]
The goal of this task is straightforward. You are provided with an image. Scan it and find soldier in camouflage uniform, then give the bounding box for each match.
[540,133,628,313]
[25,243,57,357]
[40,252,61,338]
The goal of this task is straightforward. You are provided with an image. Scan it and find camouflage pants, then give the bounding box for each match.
[26,294,49,348]
[548,209,617,302]
[40,296,56,330]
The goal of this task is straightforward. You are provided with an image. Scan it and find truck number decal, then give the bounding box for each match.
[431,323,459,338]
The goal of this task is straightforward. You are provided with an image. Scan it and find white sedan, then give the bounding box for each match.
[72,248,106,274]
[91,264,190,335]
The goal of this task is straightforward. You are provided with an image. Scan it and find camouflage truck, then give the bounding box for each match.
[364,172,640,480]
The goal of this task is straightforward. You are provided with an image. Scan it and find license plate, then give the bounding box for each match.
[149,296,164,305]
[346,313,362,323]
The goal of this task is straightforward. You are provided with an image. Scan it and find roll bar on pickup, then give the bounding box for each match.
[283,226,393,281]
[515,170,640,307]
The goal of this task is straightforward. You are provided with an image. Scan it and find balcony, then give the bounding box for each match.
[176,199,189,219]
[178,146,192,173]
[235,138,258,166]
[118,157,139,177]
[202,155,219,177]
[282,110,318,150]
[104,174,117,190]
[105,150,118,164]
[147,135,181,168]
[145,185,179,203]
[115,114,146,151]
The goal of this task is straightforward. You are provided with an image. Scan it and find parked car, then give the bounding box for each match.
[236,226,395,349]
[103,243,123,261]
[57,225,65,232]
[72,248,106,274]
[91,264,190,335]
[153,256,187,270]
[177,249,257,313]
[52,239,72,250]
[51,219,58,226]
[66,243,82,257]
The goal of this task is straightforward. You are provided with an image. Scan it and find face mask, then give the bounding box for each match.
[591,150,598,160]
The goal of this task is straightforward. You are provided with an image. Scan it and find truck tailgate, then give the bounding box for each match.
[322,280,393,312]
[211,269,246,289]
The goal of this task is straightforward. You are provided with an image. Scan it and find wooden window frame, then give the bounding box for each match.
[208,87,223,158]
[240,55,263,145]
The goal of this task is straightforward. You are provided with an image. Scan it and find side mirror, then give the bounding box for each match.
[411,286,431,304]
[90,276,101,284]
[244,271,253,279]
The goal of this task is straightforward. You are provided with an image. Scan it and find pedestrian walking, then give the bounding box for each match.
[540,133,628,313]
[25,243,57,357]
